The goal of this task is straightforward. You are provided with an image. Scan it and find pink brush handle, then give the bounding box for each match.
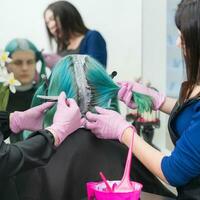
[115,130,134,191]
[122,131,134,181]
[99,172,112,192]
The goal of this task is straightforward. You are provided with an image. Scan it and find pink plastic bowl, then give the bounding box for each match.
[87,180,143,200]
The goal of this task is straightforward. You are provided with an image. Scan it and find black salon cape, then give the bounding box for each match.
[0,111,55,200]
[25,129,175,200]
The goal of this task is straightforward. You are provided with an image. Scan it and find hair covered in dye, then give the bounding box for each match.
[31,55,119,127]
[31,54,152,129]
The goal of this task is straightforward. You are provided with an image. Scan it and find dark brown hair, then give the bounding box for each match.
[44,1,88,53]
[175,0,200,103]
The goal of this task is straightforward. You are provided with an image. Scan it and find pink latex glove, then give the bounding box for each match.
[46,92,82,146]
[42,53,61,68]
[118,81,166,110]
[85,106,135,142]
[10,102,54,133]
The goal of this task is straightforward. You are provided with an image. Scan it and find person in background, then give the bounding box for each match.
[85,0,200,199]
[43,0,107,67]
[1,38,49,143]
[0,91,82,200]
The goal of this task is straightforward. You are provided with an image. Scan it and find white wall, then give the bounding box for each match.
[0,0,142,82]
[142,0,168,151]
[142,0,181,152]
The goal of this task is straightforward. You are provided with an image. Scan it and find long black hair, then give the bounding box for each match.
[44,1,88,53]
[175,0,200,103]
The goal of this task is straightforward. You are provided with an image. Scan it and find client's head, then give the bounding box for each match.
[5,38,46,86]
[32,54,120,128]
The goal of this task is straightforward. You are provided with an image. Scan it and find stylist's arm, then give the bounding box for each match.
[0,91,82,178]
[85,106,168,184]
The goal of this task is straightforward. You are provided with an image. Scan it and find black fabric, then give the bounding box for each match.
[6,87,36,113]
[16,169,42,200]
[6,87,36,143]
[0,129,55,200]
[168,98,200,200]
[24,129,175,200]
[0,111,11,139]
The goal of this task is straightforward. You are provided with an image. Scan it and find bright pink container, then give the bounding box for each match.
[87,180,143,200]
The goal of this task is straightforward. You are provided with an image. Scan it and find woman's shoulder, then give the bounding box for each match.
[186,97,200,111]
[191,100,200,120]
[178,98,200,122]
[85,30,105,40]
[181,99,200,125]
[182,97,200,111]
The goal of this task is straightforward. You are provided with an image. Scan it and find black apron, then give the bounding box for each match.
[168,99,200,200]
[36,129,175,200]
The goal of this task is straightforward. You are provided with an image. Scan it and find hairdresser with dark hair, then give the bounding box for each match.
[43,0,107,67]
[86,1,200,199]
[0,91,82,200]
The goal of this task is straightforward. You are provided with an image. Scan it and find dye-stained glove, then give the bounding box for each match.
[46,92,82,146]
[10,102,54,134]
[118,81,166,110]
[85,106,135,142]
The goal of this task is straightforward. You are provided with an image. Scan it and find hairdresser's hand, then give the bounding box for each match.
[85,107,135,142]
[46,92,82,146]
[10,102,54,133]
[43,53,61,68]
[118,81,166,110]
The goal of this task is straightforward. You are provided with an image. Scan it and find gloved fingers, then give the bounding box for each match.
[57,91,67,106]
[118,81,133,97]
[118,85,135,109]
[60,91,67,98]
[38,102,55,112]
[127,82,133,91]
[85,120,97,130]
[26,102,54,114]
[95,106,110,114]
[66,98,79,108]
[81,118,86,127]
[132,81,146,91]
[86,111,99,122]
[118,86,127,100]
[123,91,133,105]
[92,130,102,139]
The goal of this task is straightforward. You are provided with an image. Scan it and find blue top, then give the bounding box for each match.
[79,30,107,67]
[161,100,200,186]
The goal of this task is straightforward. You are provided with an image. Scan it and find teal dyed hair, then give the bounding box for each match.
[5,38,46,84]
[29,55,153,131]
[24,54,153,139]
[31,55,119,128]
[24,55,152,138]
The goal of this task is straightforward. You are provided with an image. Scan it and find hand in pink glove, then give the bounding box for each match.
[118,81,166,110]
[85,106,135,142]
[42,53,61,68]
[46,92,82,146]
[10,102,54,133]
